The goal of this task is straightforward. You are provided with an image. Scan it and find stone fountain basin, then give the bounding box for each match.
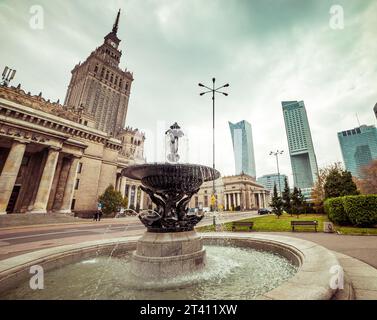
[0,233,341,300]
[122,163,220,192]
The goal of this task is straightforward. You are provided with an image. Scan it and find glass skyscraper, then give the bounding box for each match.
[282,101,319,189]
[257,173,287,194]
[337,125,377,177]
[228,120,256,177]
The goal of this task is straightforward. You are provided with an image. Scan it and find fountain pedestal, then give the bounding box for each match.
[131,231,206,280]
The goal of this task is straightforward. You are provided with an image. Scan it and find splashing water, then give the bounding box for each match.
[1,245,297,300]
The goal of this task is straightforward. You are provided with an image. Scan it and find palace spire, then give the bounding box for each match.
[112,9,121,34]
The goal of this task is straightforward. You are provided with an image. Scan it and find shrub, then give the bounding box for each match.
[98,185,127,216]
[343,195,377,227]
[324,197,349,225]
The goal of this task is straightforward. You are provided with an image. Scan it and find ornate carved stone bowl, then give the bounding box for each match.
[122,163,220,233]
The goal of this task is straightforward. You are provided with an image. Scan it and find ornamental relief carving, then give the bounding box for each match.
[0,123,51,144]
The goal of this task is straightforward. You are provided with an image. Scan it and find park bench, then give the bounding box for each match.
[291,220,318,232]
[232,221,254,232]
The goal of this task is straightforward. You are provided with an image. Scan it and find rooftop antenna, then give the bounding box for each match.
[1,66,16,86]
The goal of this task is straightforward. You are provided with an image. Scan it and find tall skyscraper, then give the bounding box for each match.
[337,125,377,177]
[64,10,133,136]
[374,103,377,120]
[228,120,256,177]
[257,173,287,194]
[282,101,319,189]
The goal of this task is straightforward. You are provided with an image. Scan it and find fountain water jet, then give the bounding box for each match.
[123,123,220,280]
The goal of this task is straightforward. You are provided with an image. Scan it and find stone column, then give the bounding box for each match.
[263,193,266,208]
[237,193,241,208]
[0,140,28,214]
[57,156,80,214]
[127,184,132,209]
[140,190,144,210]
[120,177,127,198]
[224,194,228,211]
[30,147,60,214]
[134,186,138,208]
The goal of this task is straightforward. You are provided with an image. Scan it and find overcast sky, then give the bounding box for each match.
[1,0,376,184]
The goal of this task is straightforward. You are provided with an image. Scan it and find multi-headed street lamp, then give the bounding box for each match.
[269,150,284,195]
[1,66,16,87]
[198,78,229,211]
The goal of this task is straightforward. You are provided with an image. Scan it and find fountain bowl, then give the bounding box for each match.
[123,163,220,193]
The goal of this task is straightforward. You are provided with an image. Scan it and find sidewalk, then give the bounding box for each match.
[270,232,377,269]
[0,216,139,233]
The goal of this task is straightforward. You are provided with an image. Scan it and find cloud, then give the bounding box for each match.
[0,0,376,185]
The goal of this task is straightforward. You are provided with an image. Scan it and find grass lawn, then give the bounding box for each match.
[335,226,377,235]
[198,213,328,232]
[198,213,377,235]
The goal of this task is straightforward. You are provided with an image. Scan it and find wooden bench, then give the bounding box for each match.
[291,220,318,232]
[232,221,254,232]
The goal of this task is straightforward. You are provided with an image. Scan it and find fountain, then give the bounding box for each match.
[0,125,345,300]
[123,122,220,279]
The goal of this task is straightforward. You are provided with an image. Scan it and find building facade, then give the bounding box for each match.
[257,173,287,195]
[228,120,256,177]
[0,11,151,215]
[189,173,270,211]
[337,125,377,178]
[282,101,319,189]
[64,10,133,137]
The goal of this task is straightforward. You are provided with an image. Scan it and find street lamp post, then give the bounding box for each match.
[269,150,284,195]
[199,78,229,211]
[1,66,16,87]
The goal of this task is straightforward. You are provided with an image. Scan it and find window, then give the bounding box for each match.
[71,199,76,210]
[77,162,83,174]
[75,179,80,190]
[204,196,208,207]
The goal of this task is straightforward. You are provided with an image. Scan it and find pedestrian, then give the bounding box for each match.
[93,211,98,221]
[98,210,103,221]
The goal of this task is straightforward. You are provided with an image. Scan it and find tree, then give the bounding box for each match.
[270,184,283,218]
[98,185,127,216]
[324,168,359,199]
[312,162,356,213]
[298,188,307,215]
[291,187,301,217]
[282,177,291,215]
[355,160,377,194]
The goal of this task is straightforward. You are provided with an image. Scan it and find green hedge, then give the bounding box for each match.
[343,195,377,227]
[324,197,349,225]
[325,195,377,227]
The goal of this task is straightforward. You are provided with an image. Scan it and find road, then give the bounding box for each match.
[0,211,258,260]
